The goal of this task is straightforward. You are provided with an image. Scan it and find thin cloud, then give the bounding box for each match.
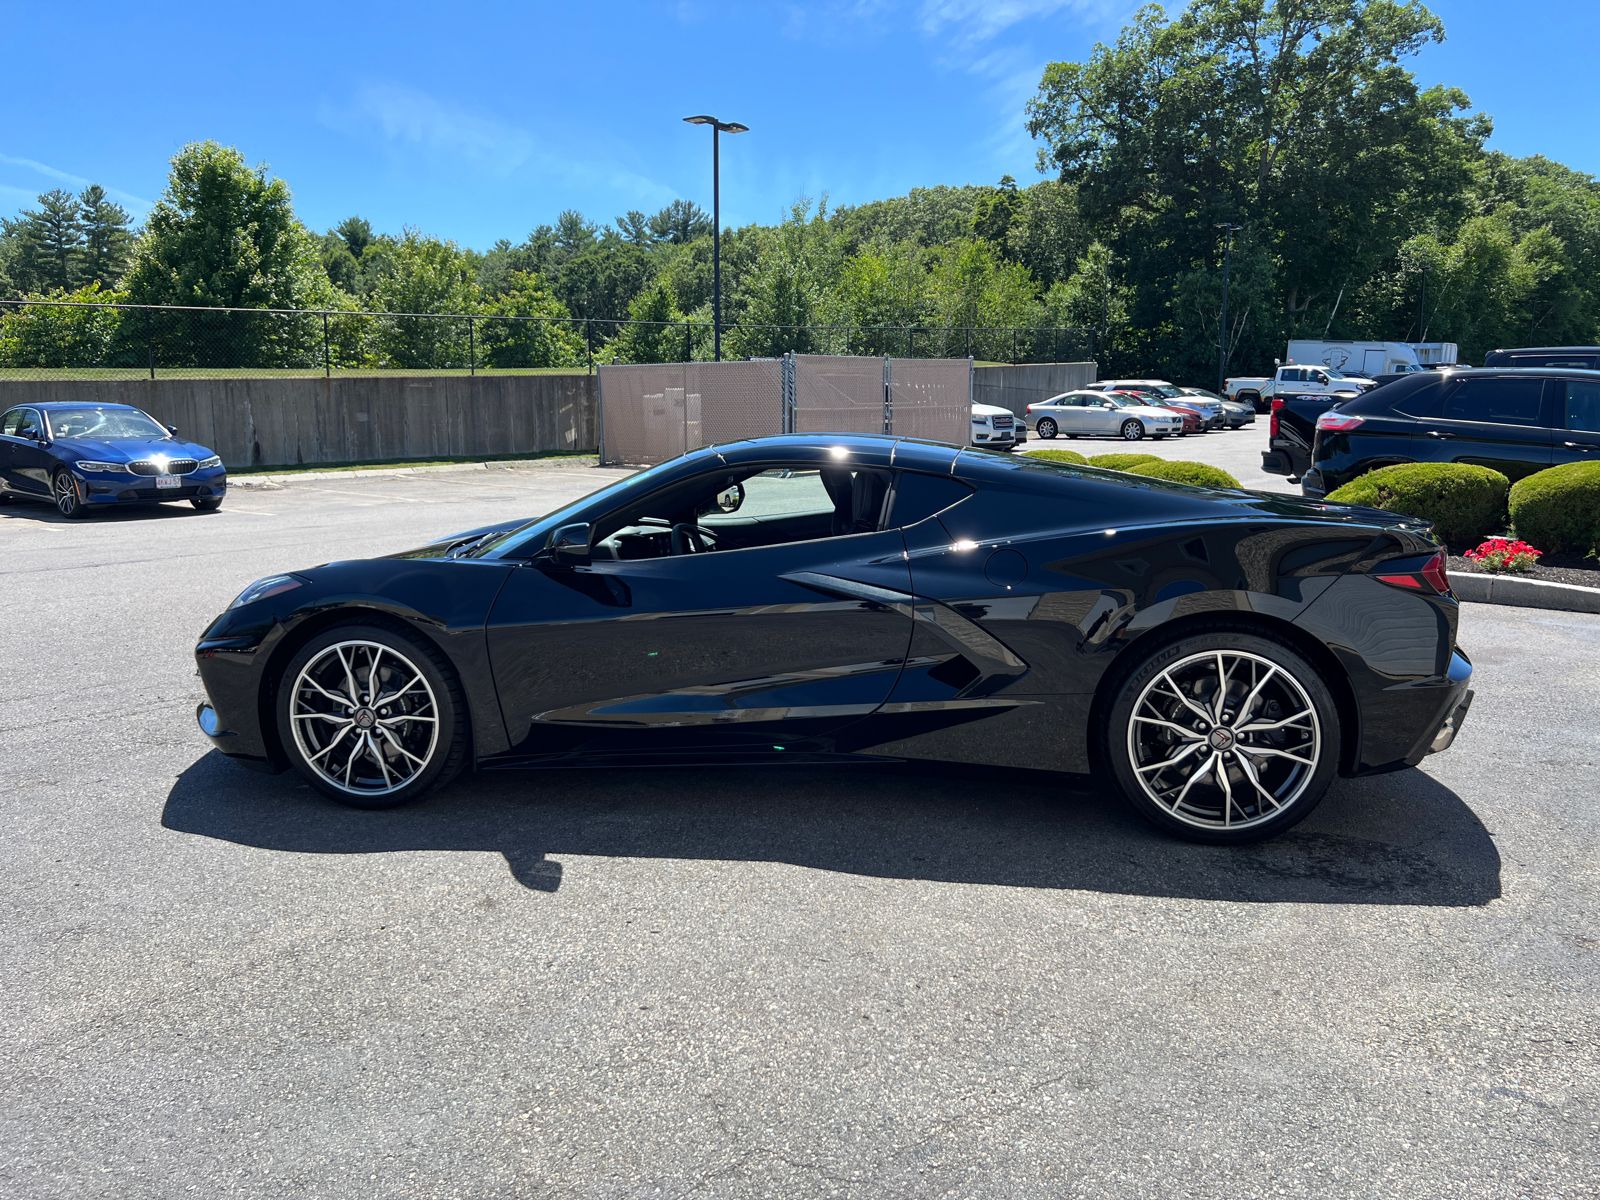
[919,0,1119,43]
[320,83,677,210]
[0,152,151,210]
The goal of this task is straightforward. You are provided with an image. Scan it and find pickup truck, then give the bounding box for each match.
[1260,392,1345,480]
[1228,365,1372,413]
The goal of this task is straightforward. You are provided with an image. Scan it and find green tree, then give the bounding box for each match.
[479,271,584,368]
[0,282,128,368]
[370,228,479,368]
[604,279,688,363]
[553,235,655,323]
[647,200,712,245]
[78,186,134,290]
[725,200,837,358]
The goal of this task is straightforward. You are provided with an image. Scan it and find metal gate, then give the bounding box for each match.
[599,354,970,465]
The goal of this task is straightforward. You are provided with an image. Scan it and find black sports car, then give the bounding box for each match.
[195,434,1474,844]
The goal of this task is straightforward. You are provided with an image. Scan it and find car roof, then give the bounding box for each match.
[25,401,143,411]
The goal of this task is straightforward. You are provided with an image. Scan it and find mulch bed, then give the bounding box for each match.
[1446,549,1600,589]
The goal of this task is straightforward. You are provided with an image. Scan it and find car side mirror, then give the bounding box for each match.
[547,522,592,564]
[715,482,745,513]
[166,424,178,435]
[1102,400,1116,409]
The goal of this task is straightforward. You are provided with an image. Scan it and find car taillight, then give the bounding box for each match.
[1270,397,1284,438]
[1375,550,1451,595]
[1317,412,1365,433]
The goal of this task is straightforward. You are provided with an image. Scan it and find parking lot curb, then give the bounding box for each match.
[1453,572,1600,614]
[230,457,602,488]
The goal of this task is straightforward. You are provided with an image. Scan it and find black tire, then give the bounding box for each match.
[191,497,223,512]
[1036,418,1057,440]
[1100,629,1341,844]
[1120,419,1145,441]
[52,470,86,519]
[276,623,469,810]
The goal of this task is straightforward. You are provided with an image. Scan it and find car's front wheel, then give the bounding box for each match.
[1102,630,1340,844]
[1036,418,1057,439]
[52,470,86,519]
[276,624,469,810]
[1120,419,1145,441]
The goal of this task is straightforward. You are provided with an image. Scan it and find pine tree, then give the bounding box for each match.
[78,185,133,289]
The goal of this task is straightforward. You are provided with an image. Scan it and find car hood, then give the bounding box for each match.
[971,404,1014,418]
[386,516,533,560]
[54,435,214,462]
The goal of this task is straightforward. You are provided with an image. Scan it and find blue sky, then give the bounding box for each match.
[2,1,1596,249]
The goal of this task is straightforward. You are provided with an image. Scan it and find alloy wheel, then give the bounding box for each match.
[1125,649,1322,832]
[1037,418,1057,439]
[288,639,440,797]
[54,472,80,516]
[1121,420,1144,441]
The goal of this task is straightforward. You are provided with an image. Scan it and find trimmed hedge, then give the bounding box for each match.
[1325,462,1508,547]
[1125,460,1242,489]
[1086,452,1161,470]
[1509,460,1600,555]
[1026,448,1088,465]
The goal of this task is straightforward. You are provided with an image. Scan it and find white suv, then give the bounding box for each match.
[970,403,1021,449]
[1025,391,1183,441]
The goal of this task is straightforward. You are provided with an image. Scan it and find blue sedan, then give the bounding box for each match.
[0,402,228,518]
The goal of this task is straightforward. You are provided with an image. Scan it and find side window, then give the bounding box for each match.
[0,408,21,437]
[1564,380,1600,434]
[1513,355,1596,370]
[1442,377,1546,426]
[889,472,973,527]
[703,468,836,524]
[11,408,42,439]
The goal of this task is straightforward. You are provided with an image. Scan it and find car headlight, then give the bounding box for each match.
[229,574,303,609]
[197,455,223,470]
[74,460,129,474]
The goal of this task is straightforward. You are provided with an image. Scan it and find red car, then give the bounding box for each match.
[1113,390,1199,434]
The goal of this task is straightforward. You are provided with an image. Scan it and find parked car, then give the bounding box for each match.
[1259,364,1372,404]
[1024,390,1183,441]
[1300,367,1600,498]
[1180,387,1255,429]
[1481,346,1600,369]
[0,402,227,518]
[195,432,1474,845]
[1088,381,1227,429]
[970,403,1019,450]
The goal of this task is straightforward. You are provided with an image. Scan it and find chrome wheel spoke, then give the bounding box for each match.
[1235,709,1313,735]
[1156,672,1215,725]
[1132,714,1205,740]
[1236,744,1317,767]
[376,724,428,769]
[302,676,353,708]
[1232,749,1282,812]
[307,723,355,763]
[1136,740,1205,775]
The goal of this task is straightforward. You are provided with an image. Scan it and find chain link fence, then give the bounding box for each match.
[0,299,1095,379]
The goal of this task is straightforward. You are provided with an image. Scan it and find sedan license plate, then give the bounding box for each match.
[155,473,181,490]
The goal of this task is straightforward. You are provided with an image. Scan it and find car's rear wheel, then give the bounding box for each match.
[52,470,86,519]
[1036,418,1057,439]
[1121,419,1145,441]
[277,624,468,810]
[1102,631,1340,844]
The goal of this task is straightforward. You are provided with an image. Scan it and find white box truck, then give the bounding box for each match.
[1285,340,1424,376]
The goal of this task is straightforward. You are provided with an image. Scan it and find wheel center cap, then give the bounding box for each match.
[1208,727,1234,750]
[354,707,376,730]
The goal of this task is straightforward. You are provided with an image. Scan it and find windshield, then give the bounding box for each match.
[1185,388,1224,401]
[467,462,662,558]
[46,407,168,440]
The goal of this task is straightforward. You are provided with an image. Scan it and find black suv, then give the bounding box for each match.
[1300,368,1600,498]
[1482,346,1600,369]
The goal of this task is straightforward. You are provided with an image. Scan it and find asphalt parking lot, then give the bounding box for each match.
[3,459,1598,1200]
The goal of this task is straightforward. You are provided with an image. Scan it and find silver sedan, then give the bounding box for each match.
[1024,391,1185,442]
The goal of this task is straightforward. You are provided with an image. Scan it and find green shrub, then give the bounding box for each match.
[1086,452,1161,470]
[1509,461,1600,555]
[1125,460,1242,489]
[1324,462,1508,547]
[1026,448,1088,465]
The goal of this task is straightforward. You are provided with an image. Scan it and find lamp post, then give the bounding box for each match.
[683,115,748,362]
[1215,223,1243,395]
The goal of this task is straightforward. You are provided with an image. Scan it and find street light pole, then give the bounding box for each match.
[1214,223,1243,395]
[684,115,748,362]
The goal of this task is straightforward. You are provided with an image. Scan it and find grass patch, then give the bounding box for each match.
[231,450,597,476]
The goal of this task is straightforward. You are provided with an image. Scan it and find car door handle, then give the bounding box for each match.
[1562,441,1599,451]
[1426,431,1455,439]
